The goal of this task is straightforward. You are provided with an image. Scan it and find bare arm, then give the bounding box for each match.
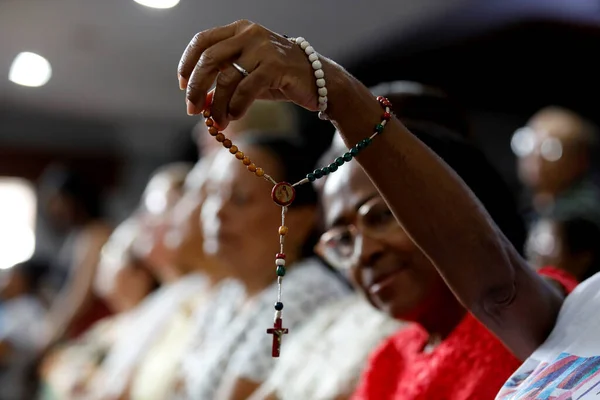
[321,60,563,359]
[44,223,112,344]
[177,20,563,361]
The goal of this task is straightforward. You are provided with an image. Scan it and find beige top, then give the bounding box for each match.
[128,292,205,400]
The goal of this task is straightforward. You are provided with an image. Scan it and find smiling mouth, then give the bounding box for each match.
[368,269,404,294]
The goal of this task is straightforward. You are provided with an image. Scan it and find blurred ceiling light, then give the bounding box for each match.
[9,52,52,87]
[134,0,180,9]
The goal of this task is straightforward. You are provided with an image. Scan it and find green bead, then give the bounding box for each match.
[306,173,316,182]
[356,141,365,150]
[350,147,359,156]
[313,169,323,179]
[328,163,338,172]
[321,166,330,175]
[375,124,384,133]
[335,157,345,166]
[343,152,353,162]
[276,266,286,276]
[363,137,372,146]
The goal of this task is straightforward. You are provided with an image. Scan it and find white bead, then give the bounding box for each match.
[308,53,319,62]
[304,46,315,55]
[311,60,322,70]
[318,103,327,112]
[316,78,326,87]
[314,69,324,79]
[276,258,286,266]
[295,37,305,45]
[318,96,328,104]
[318,87,328,96]
[300,41,310,50]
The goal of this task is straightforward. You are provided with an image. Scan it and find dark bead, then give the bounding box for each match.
[321,167,330,175]
[328,163,338,172]
[343,152,353,162]
[363,138,372,146]
[276,266,286,276]
[274,302,284,311]
[375,124,384,133]
[335,157,345,166]
[313,169,324,179]
[306,173,316,182]
[350,147,359,156]
[356,141,365,150]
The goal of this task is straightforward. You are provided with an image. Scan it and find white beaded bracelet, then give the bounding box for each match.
[289,36,329,120]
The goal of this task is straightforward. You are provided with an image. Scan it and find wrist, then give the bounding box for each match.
[320,58,386,143]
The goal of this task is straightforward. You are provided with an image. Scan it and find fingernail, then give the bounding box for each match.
[187,99,199,116]
[179,76,187,91]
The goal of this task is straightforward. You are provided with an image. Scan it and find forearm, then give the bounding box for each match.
[323,59,517,307]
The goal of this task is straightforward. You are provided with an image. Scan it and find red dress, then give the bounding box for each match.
[351,267,578,400]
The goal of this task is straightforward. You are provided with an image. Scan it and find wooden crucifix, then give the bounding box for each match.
[266,317,289,358]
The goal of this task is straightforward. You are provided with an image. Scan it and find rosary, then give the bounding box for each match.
[201,35,391,358]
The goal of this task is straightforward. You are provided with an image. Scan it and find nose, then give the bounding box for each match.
[353,231,386,270]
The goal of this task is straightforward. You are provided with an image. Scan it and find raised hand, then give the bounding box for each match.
[178,20,322,129]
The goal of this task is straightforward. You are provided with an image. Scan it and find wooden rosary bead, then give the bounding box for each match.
[255,167,265,177]
[248,163,257,172]
[208,127,219,136]
[242,156,252,166]
[215,133,225,142]
[235,151,245,160]
[205,119,214,127]
[229,145,238,154]
[223,139,232,148]
[278,226,289,236]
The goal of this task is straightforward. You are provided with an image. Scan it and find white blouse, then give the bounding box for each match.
[175,258,350,399]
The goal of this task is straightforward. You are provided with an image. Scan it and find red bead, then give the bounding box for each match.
[276,253,286,260]
[376,95,384,102]
[383,112,391,120]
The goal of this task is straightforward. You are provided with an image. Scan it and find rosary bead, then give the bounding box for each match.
[247,163,257,172]
[363,138,373,146]
[229,145,238,154]
[278,226,288,235]
[255,167,265,177]
[343,152,353,162]
[205,119,214,127]
[235,151,245,160]
[321,166,330,175]
[375,124,385,134]
[276,253,286,259]
[242,156,252,166]
[313,169,324,179]
[203,110,211,118]
[350,147,359,156]
[328,163,338,172]
[223,139,232,148]
[335,157,345,166]
[276,265,286,276]
[383,112,391,120]
[208,127,219,136]
[276,258,286,266]
[306,173,316,182]
[215,133,225,142]
[274,302,284,311]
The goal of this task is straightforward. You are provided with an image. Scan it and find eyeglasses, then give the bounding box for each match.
[510,127,564,162]
[316,197,400,270]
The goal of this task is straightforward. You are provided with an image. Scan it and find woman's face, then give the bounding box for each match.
[319,162,448,321]
[201,146,306,277]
